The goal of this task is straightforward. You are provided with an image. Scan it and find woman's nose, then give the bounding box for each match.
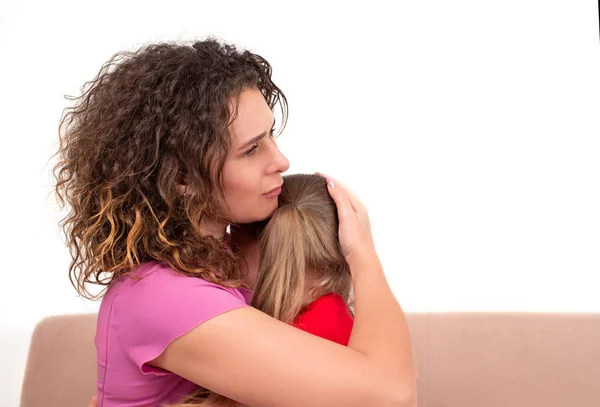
[274,148,290,173]
[269,139,290,173]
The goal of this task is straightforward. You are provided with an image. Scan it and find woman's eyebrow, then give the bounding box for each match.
[237,117,276,151]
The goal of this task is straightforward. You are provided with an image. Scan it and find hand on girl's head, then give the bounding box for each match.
[315,172,375,265]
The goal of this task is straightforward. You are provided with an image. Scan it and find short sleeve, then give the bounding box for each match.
[113,265,249,375]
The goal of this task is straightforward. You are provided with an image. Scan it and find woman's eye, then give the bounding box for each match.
[245,144,259,156]
[245,128,276,156]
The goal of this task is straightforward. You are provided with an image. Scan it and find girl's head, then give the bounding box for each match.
[252,173,353,323]
[53,38,289,296]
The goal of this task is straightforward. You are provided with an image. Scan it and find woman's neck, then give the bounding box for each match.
[229,222,265,289]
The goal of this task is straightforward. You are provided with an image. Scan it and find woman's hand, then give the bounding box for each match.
[316,173,376,267]
[87,395,98,407]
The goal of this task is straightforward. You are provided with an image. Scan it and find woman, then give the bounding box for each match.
[55,38,417,407]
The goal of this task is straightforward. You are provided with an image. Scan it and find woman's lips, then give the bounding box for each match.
[262,186,282,198]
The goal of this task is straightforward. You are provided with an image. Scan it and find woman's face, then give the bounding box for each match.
[222,87,290,224]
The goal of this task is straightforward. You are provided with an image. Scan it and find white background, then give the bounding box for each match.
[1,1,599,405]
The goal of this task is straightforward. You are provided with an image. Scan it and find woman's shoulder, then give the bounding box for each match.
[98,260,251,346]
[96,261,252,381]
[117,260,237,289]
[103,260,250,312]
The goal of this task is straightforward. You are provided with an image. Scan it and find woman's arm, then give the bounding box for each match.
[152,177,417,407]
[321,174,418,394]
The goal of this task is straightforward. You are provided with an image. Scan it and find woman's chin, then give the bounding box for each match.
[230,201,277,226]
[259,202,278,219]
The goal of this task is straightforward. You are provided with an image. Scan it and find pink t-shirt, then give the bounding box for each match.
[95,260,252,407]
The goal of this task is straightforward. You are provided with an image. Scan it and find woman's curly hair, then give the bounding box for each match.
[52,37,288,298]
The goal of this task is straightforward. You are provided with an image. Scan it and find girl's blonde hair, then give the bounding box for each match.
[170,173,353,407]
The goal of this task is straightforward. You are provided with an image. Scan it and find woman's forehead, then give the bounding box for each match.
[230,89,275,146]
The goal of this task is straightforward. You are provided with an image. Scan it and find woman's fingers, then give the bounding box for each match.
[315,172,376,264]
[340,181,367,215]
[88,395,98,407]
[316,172,366,215]
[316,173,354,218]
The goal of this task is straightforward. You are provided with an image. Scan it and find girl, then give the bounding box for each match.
[174,173,355,406]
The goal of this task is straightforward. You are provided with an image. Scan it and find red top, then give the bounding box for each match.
[292,293,354,346]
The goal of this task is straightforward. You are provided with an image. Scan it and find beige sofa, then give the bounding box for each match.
[20,312,600,407]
